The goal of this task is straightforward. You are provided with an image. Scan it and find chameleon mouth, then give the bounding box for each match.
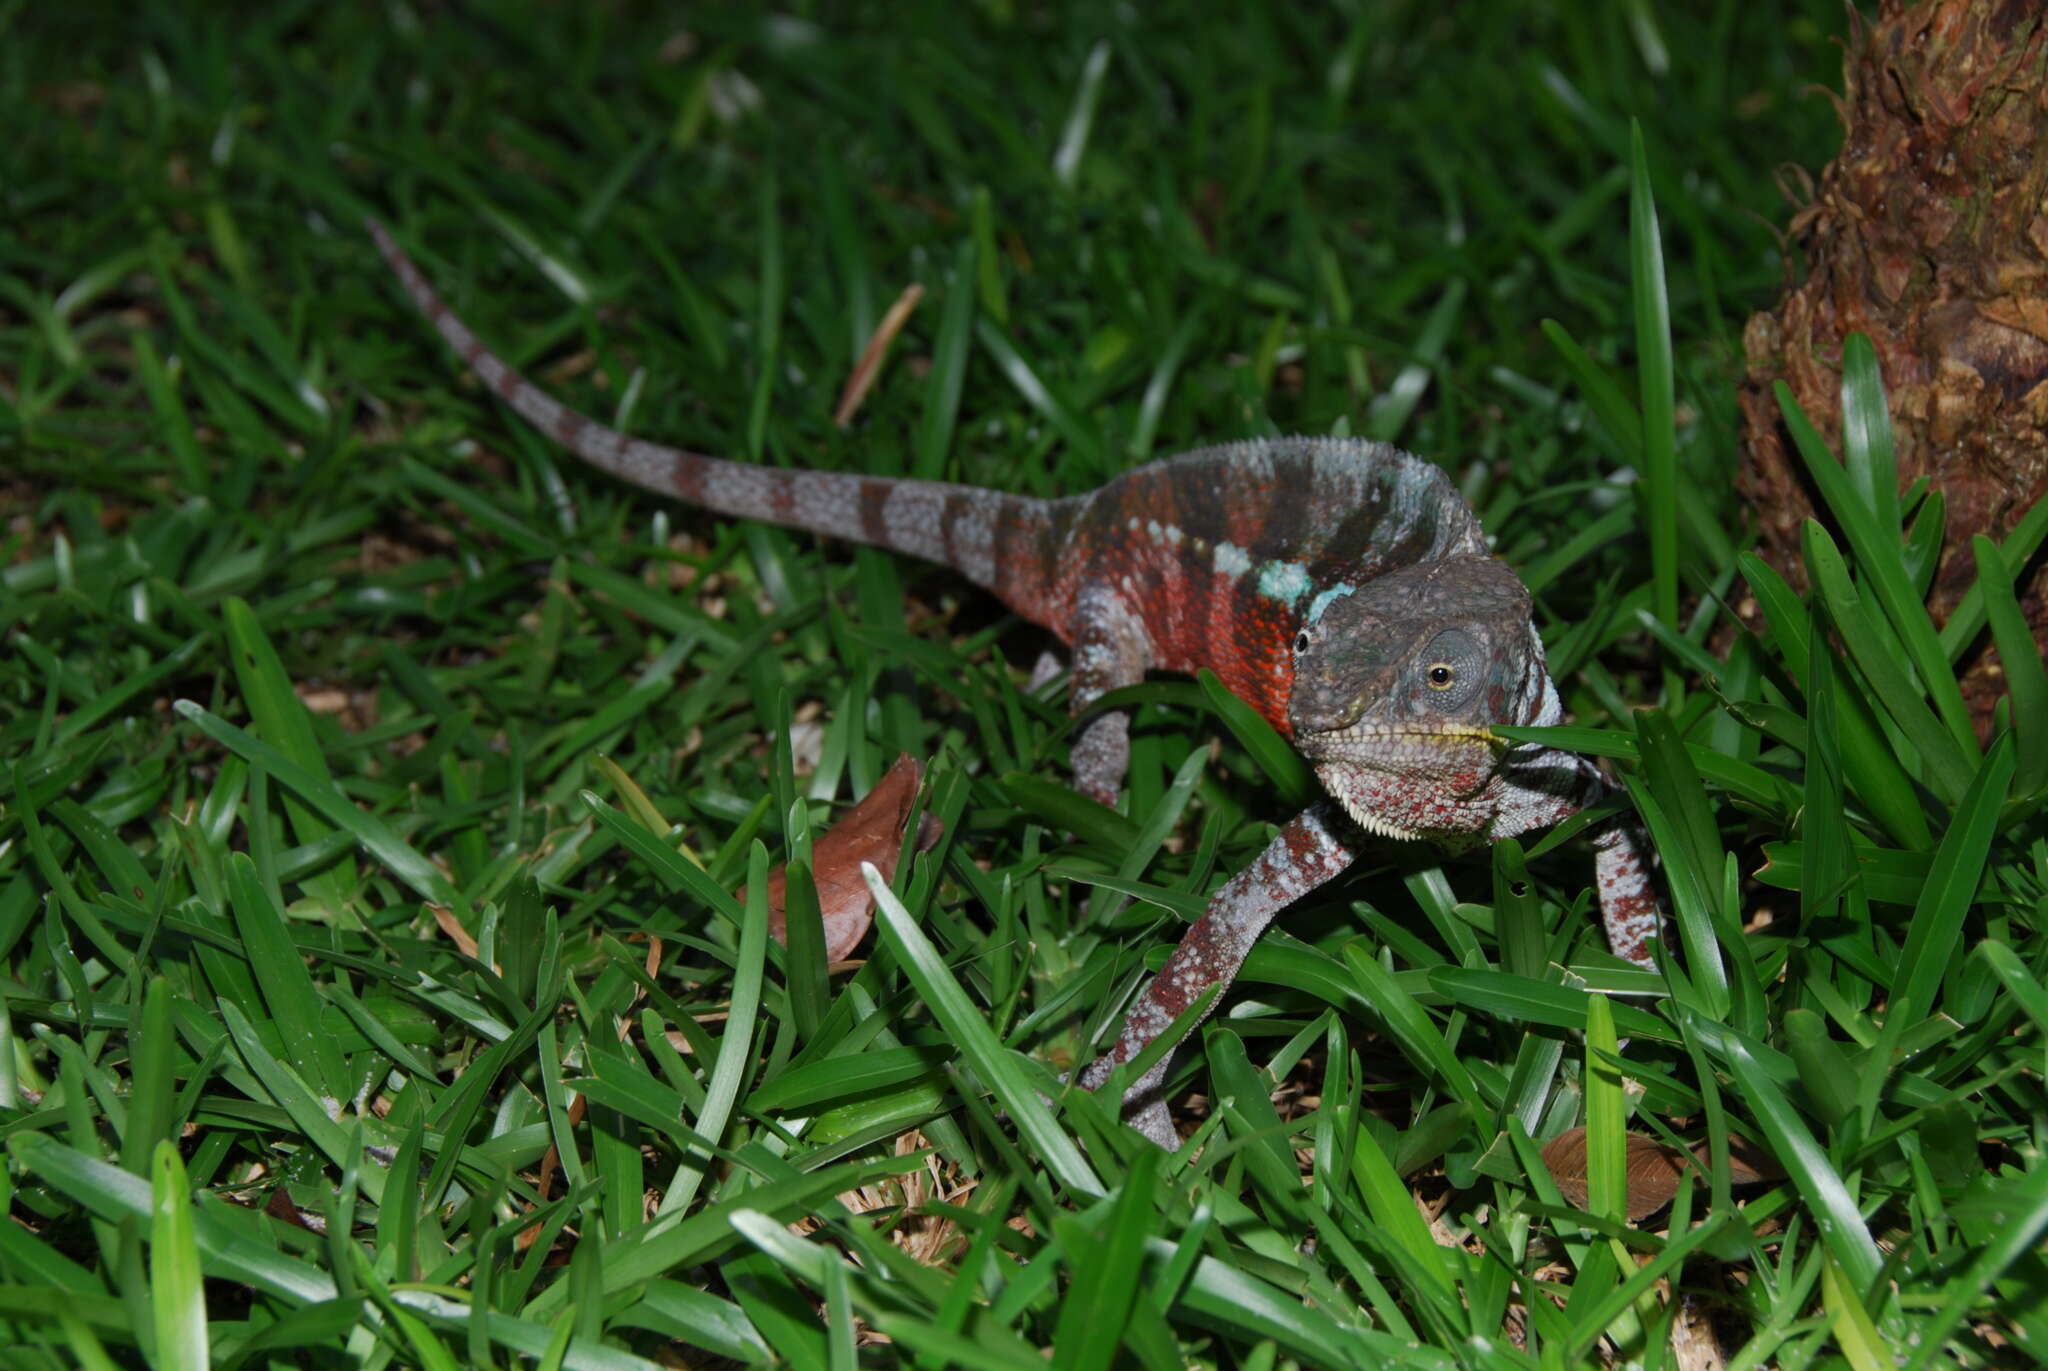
[1301,724,1503,842]
[1296,720,1499,763]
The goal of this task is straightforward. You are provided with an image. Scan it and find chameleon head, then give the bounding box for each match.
[1287,554,1549,841]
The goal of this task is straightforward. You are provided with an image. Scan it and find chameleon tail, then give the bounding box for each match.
[367,219,1068,626]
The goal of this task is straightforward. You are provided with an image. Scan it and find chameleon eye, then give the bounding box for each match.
[1294,630,1311,654]
[1416,630,1482,709]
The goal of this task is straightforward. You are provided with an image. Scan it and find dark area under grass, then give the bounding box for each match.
[5,3,2045,1368]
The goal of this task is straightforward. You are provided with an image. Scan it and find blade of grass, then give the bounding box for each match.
[1364,279,1465,442]
[998,773,1141,852]
[1800,606,1852,939]
[1426,968,1671,1041]
[863,862,1103,1197]
[1196,669,1314,807]
[1783,1010,1857,1130]
[1838,335,1899,539]
[579,792,742,924]
[1971,536,2048,796]
[1803,522,1974,800]
[1052,40,1112,189]
[1564,1213,1730,1363]
[1619,775,1728,1017]
[1051,1145,1159,1371]
[1628,121,1680,708]
[1540,320,1643,464]
[654,841,771,1217]
[150,1141,208,1371]
[914,239,976,481]
[1583,994,1626,1224]
[745,171,783,464]
[221,597,357,916]
[1340,944,1480,1114]
[1776,380,1977,760]
[975,318,1102,466]
[13,1135,337,1305]
[130,332,207,491]
[1901,1161,2048,1371]
[1737,551,1932,849]
[173,701,466,916]
[224,852,348,1102]
[1347,1114,1458,1306]
[1939,491,2048,662]
[1822,1253,1891,1371]
[119,979,179,1178]
[1708,1017,1883,1296]
[1972,941,2048,1038]
[1892,735,2013,1024]
[532,1155,923,1315]
[969,185,1008,326]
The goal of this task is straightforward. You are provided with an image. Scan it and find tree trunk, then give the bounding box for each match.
[1738,0,2048,732]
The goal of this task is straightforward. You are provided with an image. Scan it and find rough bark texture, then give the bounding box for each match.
[1738,0,2048,729]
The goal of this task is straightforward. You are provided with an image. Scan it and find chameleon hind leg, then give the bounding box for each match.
[1080,803,1356,1146]
[1065,583,1156,807]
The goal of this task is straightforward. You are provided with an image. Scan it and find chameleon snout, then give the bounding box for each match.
[1294,691,1371,739]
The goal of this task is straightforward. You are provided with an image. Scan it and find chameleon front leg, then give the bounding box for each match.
[1587,813,1658,968]
[1487,744,1660,968]
[1080,802,1357,1147]
[1066,583,1156,807]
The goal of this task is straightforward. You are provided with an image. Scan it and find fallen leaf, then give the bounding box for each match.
[1540,1126,1686,1220]
[1538,1125,1779,1221]
[758,754,942,962]
[1713,1134,1780,1190]
[264,1187,327,1235]
[428,903,479,959]
[834,282,925,427]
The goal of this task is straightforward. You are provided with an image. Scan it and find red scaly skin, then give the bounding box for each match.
[371,219,1663,1148]
[1048,447,1487,735]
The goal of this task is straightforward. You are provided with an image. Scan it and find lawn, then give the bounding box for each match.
[5,3,2045,1367]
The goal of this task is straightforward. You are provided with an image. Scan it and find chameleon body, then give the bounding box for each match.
[370,220,1659,1148]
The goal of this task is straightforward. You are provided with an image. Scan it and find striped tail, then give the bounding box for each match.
[367,219,1068,628]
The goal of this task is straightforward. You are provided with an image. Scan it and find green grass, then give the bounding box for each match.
[5,2,2046,1367]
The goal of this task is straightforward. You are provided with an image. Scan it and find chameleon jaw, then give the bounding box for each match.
[1296,720,1500,765]
[1300,722,1504,843]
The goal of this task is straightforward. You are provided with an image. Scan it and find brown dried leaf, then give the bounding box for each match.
[1540,1126,1693,1221]
[833,282,925,427]
[264,1187,327,1235]
[428,903,479,959]
[1539,1126,1782,1221]
[521,1092,590,1252]
[1714,1134,1781,1190]
[761,754,941,962]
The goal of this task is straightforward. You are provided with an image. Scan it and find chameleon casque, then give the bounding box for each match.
[370,219,1659,1148]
